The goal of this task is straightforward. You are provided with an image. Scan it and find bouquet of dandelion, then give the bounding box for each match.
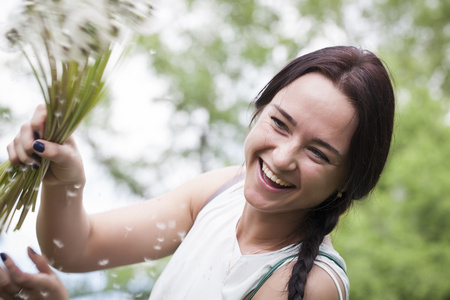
[0,0,154,232]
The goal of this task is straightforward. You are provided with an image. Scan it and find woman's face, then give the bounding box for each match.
[244,72,358,214]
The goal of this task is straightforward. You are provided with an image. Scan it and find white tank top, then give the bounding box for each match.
[149,178,350,299]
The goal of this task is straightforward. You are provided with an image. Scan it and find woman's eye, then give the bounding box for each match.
[310,148,330,163]
[271,117,287,131]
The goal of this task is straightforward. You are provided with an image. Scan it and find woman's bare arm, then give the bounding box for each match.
[8,104,242,272]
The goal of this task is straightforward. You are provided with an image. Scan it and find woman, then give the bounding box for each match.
[1,46,395,299]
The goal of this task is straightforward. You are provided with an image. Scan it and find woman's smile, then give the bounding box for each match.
[259,158,296,189]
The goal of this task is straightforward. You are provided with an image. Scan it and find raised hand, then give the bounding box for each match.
[7,104,86,188]
[0,247,69,300]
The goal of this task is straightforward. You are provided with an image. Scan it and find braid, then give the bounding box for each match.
[287,195,348,299]
[288,227,323,299]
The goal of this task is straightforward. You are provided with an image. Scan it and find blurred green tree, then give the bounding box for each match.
[1,0,449,298]
[333,1,450,298]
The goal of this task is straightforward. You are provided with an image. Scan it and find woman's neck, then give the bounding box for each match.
[236,203,305,255]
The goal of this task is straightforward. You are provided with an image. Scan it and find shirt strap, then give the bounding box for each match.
[246,250,346,299]
[246,254,297,300]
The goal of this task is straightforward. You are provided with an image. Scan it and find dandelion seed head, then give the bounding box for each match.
[143,258,160,267]
[0,112,11,120]
[5,28,21,46]
[156,222,166,230]
[66,190,78,197]
[53,239,64,248]
[3,0,154,63]
[168,220,176,228]
[109,19,122,37]
[98,259,110,266]
[40,290,49,297]
[177,231,187,241]
[16,292,29,299]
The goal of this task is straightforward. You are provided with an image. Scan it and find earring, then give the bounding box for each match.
[337,192,343,198]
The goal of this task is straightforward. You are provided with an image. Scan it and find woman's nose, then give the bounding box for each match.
[272,142,298,171]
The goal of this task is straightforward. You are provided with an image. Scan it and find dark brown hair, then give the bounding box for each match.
[252,46,395,299]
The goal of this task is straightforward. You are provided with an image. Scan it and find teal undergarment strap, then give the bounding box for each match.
[246,254,297,300]
[245,251,346,299]
[317,251,347,275]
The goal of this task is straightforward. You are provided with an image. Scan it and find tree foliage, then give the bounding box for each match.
[2,0,449,298]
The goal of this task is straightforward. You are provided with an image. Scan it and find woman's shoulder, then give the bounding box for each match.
[187,166,244,220]
[249,239,347,300]
[249,260,342,300]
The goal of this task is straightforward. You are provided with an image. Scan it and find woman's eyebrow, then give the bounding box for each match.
[272,104,297,126]
[312,137,342,158]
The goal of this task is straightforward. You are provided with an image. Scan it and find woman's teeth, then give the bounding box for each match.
[261,162,294,187]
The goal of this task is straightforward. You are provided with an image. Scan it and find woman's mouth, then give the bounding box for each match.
[260,159,295,188]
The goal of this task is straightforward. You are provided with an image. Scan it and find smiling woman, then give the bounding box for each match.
[244,72,358,213]
[242,46,395,299]
[1,46,394,300]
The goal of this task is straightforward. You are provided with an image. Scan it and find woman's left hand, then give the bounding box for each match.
[0,247,69,300]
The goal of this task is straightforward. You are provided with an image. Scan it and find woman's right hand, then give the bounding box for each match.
[0,248,69,300]
[6,104,86,188]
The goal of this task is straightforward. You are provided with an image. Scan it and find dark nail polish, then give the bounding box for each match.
[34,131,40,140]
[33,141,45,153]
[28,247,37,255]
[32,163,40,170]
[32,153,42,162]
[0,253,7,261]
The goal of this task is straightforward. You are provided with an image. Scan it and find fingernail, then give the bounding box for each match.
[28,246,37,255]
[33,141,45,153]
[0,253,7,261]
[34,131,40,140]
[32,153,42,162]
[32,163,40,170]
